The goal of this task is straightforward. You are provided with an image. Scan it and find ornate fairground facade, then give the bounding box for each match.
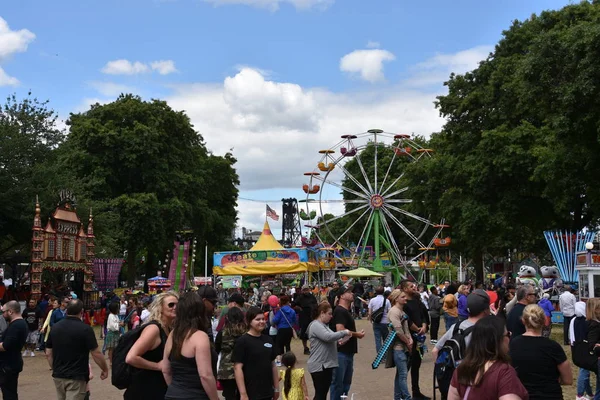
[31,190,95,299]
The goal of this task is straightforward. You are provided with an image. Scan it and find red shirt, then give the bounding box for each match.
[451,361,529,400]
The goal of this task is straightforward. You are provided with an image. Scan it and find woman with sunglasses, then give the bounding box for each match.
[162,292,219,400]
[509,304,572,400]
[124,291,178,400]
[448,315,528,400]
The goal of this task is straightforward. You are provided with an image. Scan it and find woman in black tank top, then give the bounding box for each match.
[124,292,178,400]
[162,291,219,400]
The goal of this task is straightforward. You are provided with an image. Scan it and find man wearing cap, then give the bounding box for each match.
[295,285,317,355]
[196,285,220,340]
[432,289,491,356]
[328,282,340,309]
[216,293,246,332]
[329,285,364,400]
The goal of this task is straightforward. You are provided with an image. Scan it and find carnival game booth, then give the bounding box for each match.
[147,275,172,293]
[213,222,319,276]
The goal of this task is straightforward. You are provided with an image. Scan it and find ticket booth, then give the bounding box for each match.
[575,245,600,300]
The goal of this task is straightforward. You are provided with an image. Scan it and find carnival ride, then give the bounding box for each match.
[300,129,447,284]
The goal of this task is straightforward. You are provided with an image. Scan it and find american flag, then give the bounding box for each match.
[266,205,279,221]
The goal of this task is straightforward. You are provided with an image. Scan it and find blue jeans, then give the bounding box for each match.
[373,322,389,355]
[393,349,411,400]
[595,361,600,400]
[578,367,593,397]
[330,352,354,400]
[444,315,458,331]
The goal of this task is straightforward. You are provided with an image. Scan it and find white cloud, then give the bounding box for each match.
[151,60,178,75]
[89,81,137,97]
[101,59,178,75]
[0,17,35,61]
[409,45,493,87]
[366,41,380,49]
[0,17,35,86]
[102,59,149,75]
[223,67,319,131]
[340,49,396,83]
[203,0,333,11]
[0,67,19,86]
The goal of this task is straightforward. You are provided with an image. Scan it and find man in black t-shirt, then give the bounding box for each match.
[46,299,108,400]
[0,300,28,400]
[507,285,537,340]
[401,280,431,400]
[22,299,41,357]
[329,286,364,400]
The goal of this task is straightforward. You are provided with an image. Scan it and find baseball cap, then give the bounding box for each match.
[228,293,245,307]
[197,285,218,302]
[467,289,490,316]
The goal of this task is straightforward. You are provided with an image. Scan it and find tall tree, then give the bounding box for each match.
[62,94,238,284]
[0,93,65,259]
[406,0,600,282]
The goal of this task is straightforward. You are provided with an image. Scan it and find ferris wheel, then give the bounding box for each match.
[301,129,447,282]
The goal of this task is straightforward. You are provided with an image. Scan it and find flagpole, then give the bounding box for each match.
[265,204,267,222]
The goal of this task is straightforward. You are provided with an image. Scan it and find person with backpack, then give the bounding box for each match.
[368,286,391,355]
[45,299,109,400]
[162,291,219,400]
[119,291,178,400]
[448,316,529,400]
[569,301,594,400]
[427,286,442,344]
[432,289,491,400]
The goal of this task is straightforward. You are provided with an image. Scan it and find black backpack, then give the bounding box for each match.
[111,321,166,390]
[434,322,475,398]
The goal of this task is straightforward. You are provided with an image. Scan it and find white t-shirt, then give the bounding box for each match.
[140,309,150,323]
[119,302,127,316]
[368,295,391,324]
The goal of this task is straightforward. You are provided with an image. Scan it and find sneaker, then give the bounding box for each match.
[22,351,28,357]
[430,340,437,344]
[30,351,35,357]
[576,396,591,400]
[303,348,310,355]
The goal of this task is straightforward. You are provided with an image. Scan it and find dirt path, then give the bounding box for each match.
[16,321,578,399]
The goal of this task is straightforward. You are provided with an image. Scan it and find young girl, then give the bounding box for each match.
[105,302,121,365]
[279,352,309,400]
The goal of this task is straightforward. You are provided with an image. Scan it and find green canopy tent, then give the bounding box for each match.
[339,267,384,278]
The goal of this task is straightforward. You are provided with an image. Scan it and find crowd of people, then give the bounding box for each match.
[0,276,596,400]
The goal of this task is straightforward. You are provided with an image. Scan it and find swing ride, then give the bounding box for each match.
[300,129,449,284]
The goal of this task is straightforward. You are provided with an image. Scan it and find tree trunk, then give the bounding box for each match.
[127,246,137,287]
[472,248,484,283]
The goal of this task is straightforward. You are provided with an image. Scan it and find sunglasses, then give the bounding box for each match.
[167,302,178,308]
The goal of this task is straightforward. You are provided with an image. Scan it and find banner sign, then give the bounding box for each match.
[221,275,242,288]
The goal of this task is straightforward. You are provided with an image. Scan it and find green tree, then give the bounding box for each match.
[0,93,65,259]
[406,1,600,282]
[62,94,238,284]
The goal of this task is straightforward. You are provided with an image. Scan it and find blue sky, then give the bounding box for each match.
[1,0,571,238]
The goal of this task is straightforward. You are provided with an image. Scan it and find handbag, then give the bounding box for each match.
[572,340,598,372]
[279,308,298,339]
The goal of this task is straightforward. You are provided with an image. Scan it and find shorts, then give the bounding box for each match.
[26,330,40,344]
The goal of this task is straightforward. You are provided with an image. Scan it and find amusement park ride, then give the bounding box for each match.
[298,129,449,284]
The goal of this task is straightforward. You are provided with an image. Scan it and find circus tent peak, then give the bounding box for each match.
[250,221,284,251]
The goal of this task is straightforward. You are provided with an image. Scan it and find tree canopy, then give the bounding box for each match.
[61,94,239,283]
[406,0,600,281]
